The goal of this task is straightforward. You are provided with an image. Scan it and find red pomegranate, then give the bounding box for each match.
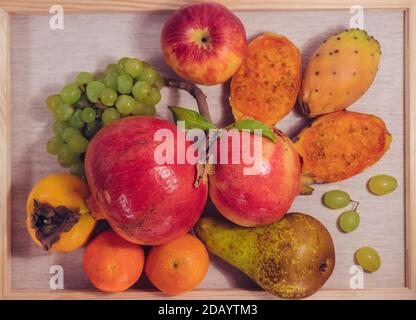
[85,116,208,245]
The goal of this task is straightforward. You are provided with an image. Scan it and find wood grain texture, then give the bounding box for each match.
[405,4,416,291]
[7,9,410,298]
[3,288,416,300]
[0,0,415,13]
[0,8,11,299]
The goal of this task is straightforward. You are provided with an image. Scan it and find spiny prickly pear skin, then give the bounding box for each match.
[299,29,381,117]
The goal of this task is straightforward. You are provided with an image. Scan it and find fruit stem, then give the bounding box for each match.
[163,78,212,122]
[299,174,315,195]
[163,77,215,187]
[351,200,359,211]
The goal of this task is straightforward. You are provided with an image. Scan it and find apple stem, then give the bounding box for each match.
[163,78,212,122]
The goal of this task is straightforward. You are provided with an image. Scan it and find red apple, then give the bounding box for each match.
[161,2,247,85]
[85,116,208,245]
[209,130,301,227]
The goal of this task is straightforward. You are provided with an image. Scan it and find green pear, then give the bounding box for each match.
[195,213,335,299]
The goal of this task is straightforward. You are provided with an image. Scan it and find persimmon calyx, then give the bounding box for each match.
[31,199,80,251]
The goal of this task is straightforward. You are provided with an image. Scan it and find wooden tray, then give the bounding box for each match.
[1,0,416,300]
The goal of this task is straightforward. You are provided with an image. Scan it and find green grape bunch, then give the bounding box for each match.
[45,57,163,176]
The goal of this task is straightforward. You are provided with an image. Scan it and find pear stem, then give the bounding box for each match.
[163,77,212,122]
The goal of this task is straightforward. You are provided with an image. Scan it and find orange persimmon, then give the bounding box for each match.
[26,173,96,252]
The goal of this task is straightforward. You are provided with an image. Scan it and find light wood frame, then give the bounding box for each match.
[0,0,415,300]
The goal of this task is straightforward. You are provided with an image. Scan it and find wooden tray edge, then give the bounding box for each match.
[1,1,416,300]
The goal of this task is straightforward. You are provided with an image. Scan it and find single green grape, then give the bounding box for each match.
[132,80,151,102]
[57,144,80,167]
[85,120,102,139]
[115,65,127,75]
[143,87,161,106]
[100,87,118,106]
[338,210,360,233]
[131,100,146,115]
[368,175,398,196]
[54,102,74,121]
[131,101,156,116]
[75,94,91,109]
[86,81,105,103]
[46,136,64,155]
[355,247,381,272]
[152,75,164,91]
[106,63,119,74]
[138,66,158,85]
[62,127,81,143]
[68,109,85,129]
[117,74,133,94]
[103,71,119,90]
[102,108,120,125]
[125,58,143,78]
[117,57,130,72]
[116,95,136,114]
[323,190,351,209]
[143,104,156,116]
[53,121,69,136]
[57,157,69,168]
[60,84,81,104]
[45,94,61,112]
[75,71,94,86]
[70,162,85,177]
[68,134,89,153]
[80,107,97,124]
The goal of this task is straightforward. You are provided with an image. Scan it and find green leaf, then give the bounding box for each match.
[227,119,276,143]
[169,106,217,130]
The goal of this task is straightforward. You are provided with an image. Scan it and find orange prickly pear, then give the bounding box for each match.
[299,28,381,117]
[294,111,392,184]
[230,32,302,127]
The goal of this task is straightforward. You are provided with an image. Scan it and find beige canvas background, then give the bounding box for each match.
[10,9,405,292]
